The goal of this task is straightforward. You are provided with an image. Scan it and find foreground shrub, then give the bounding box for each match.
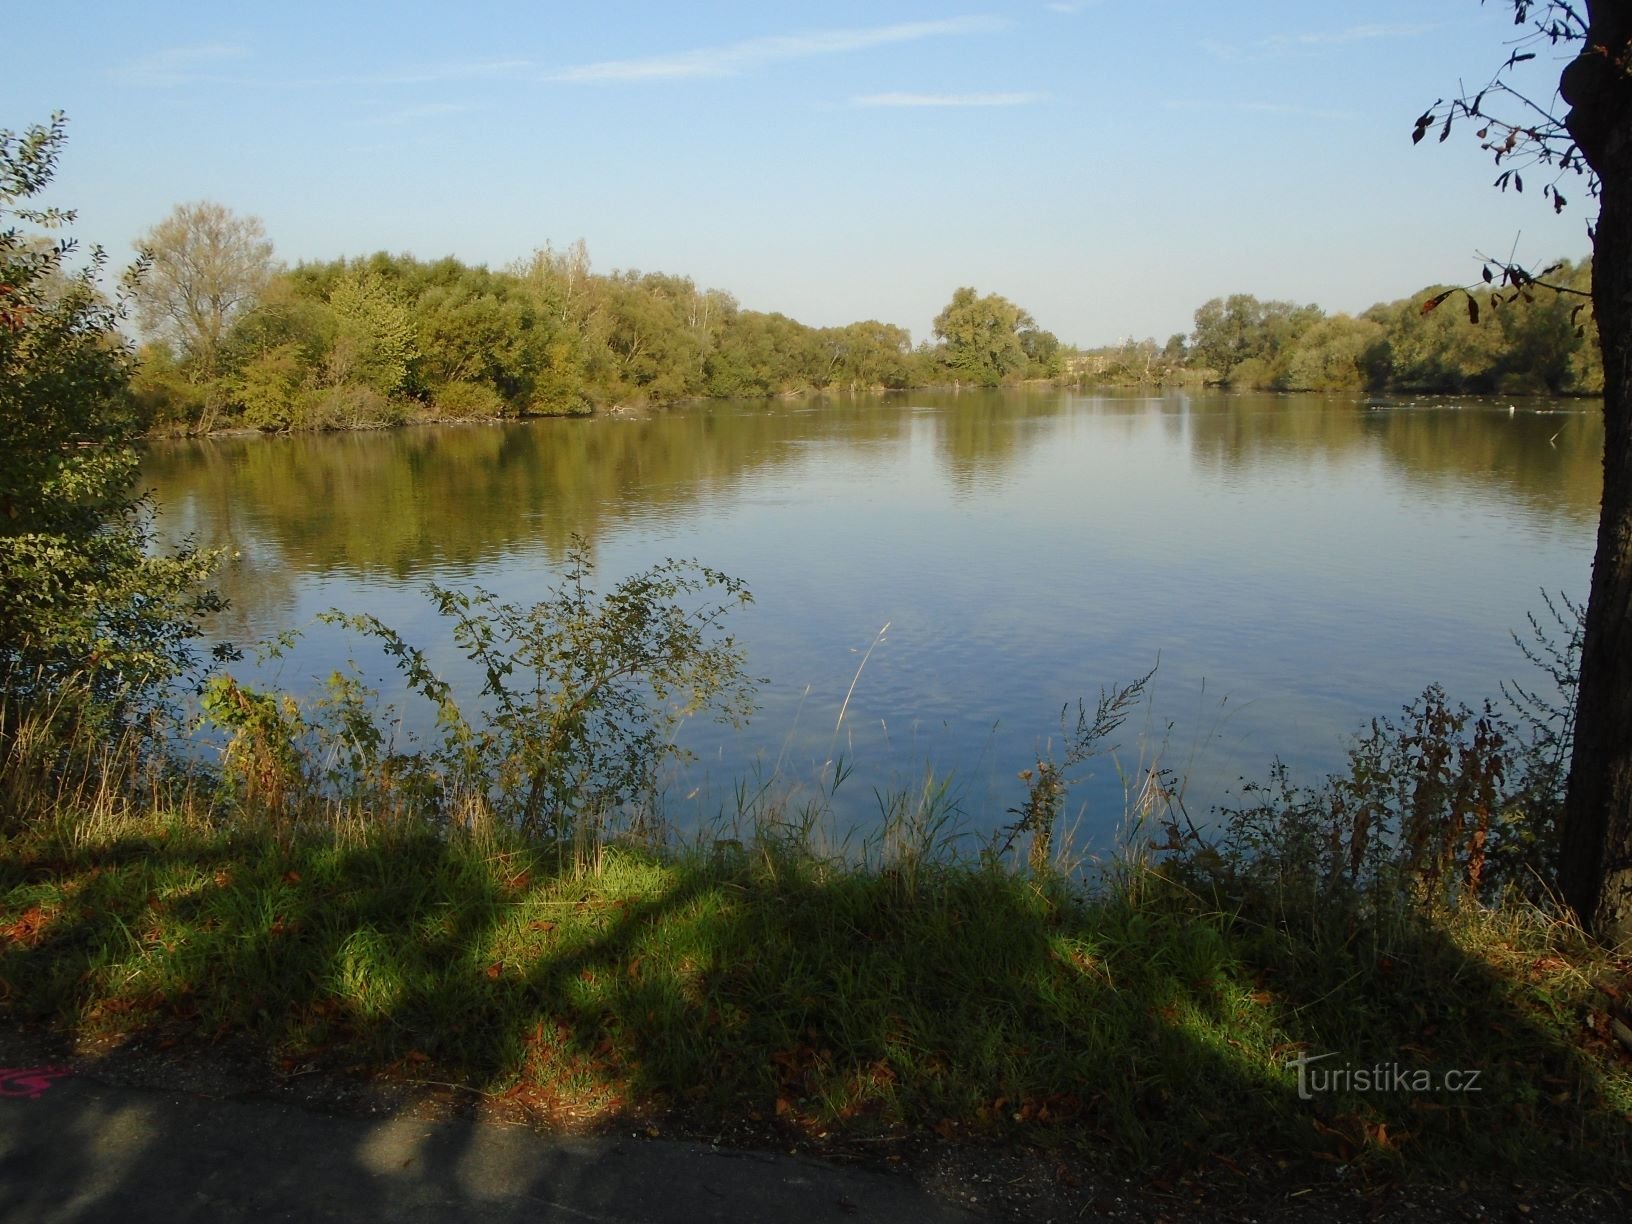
[202,542,760,840]
[1165,594,1582,922]
[1,115,222,720]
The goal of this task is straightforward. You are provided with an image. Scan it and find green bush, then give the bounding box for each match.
[205,543,760,839]
[291,383,407,431]
[129,345,211,432]
[526,373,594,416]
[1,114,222,711]
[233,343,306,430]
[430,380,506,420]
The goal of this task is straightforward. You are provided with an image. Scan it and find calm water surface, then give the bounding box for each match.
[141,389,1602,850]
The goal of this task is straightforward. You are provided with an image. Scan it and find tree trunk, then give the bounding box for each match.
[1558,5,1632,941]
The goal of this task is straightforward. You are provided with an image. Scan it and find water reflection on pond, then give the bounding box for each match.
[142,389,1601,849]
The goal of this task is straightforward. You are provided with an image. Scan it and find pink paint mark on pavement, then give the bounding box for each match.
[0,1067,73,1099]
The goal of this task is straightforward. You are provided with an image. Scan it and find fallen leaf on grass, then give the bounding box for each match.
[0,907,52,947]
[1362,1121,1398,1150]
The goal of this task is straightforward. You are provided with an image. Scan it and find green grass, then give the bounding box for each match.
[4,806,1630,1182]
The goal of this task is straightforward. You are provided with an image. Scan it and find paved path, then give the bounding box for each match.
[0,1067,981,1223]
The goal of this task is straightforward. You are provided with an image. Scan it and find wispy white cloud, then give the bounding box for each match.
[1205,23,1437,62]
[116,44,249,86]
[549,16,1006,83]
[852,91,1045,108]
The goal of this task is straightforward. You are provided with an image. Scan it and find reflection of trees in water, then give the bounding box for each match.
[140,395,1074,584]
[139,458,301,640]
[138,390,1603,637]
[142,413,837,579]
[920,386,1068,492]
[1182,393,1603,522]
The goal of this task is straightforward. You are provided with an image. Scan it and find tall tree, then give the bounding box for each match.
[1423,3,1632,937]
[1190,294,1259,380]
[134,201,273,378]
[932,287,1034,387]
[1190,294,1322,386]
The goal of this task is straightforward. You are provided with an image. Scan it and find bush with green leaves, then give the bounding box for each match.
[204,544,759,839]
[430,380,507,420]
[0,114,221,715]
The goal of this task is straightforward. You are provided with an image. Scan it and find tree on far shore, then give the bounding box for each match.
[933,287,1036,386]
[134,200,273,379]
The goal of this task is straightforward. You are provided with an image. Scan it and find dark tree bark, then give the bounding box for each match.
[1557,2,1632,940]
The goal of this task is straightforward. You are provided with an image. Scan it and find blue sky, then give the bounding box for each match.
[7,2,1593,347]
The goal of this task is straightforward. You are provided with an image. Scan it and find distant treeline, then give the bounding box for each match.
[1076,258,1601,396]
[128,202,1599,434]
[129,204,1065,433]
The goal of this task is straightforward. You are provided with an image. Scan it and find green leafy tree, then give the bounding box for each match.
[512,245,599,413]
[232,342,307,430]
[1,115,220,711]
[1283,315,1392,392]
[837,320,914,388]
[1491,257,1593,393]
[326,270,416,395]
[1189,294,1259,380]
[706,310,810,396]
[597,271,705,402]
[1367,286,1507,392]
[1017,324,1064,379]
[932,287,1034,386]
[1191,294,1323,386]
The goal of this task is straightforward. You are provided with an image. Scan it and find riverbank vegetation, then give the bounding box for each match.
[128,206,1069,431]
[5,594,1632,1192]
[8,114,1632,1202]
[124,193,1600,434]
[1074,259,1601,395]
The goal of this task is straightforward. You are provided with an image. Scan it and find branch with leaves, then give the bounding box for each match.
[1412,1,1595,215]
[1420,254,1592,332]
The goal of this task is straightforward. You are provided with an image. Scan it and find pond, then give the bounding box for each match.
[141,388,1602,854]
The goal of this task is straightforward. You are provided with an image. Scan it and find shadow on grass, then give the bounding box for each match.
[2,822,1630,1204]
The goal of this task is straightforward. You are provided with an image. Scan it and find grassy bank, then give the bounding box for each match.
[3,556,1628,1194]
[5,795,1630,1186]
